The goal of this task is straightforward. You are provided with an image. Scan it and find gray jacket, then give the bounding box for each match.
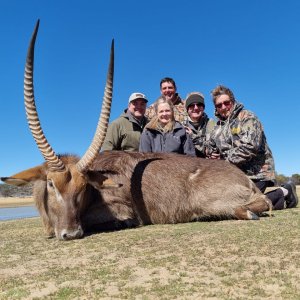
[139,121,195,156]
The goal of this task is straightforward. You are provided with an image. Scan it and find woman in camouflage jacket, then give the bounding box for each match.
[206,85,298,210]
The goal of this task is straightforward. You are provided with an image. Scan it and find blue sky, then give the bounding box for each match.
[1,0,300,177]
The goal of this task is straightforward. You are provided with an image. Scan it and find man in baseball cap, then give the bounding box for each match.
[128,92,148,104]
[102,92,148,151]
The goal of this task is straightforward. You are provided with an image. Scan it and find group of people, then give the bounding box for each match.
[101,77,298,211]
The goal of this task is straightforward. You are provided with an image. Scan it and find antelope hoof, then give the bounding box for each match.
[247,210,260,220]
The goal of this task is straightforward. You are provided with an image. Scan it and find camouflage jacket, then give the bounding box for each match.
[145,93,188,124]
[206,102,275,182]
[182,113,215,157]
[101,110,148,151]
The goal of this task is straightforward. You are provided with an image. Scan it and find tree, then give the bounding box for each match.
[275,173,288,186]
[0,183,33,197]
[291,174,300,185]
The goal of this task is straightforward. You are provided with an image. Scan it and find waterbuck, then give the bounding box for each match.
[1,20,272,240]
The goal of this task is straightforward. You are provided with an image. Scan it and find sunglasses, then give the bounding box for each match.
[188,103,204,109]
[215,100,232,109]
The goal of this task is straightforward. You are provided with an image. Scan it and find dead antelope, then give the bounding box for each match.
[1,20,272,241]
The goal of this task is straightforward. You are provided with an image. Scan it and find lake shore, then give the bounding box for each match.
[0,197,34,208]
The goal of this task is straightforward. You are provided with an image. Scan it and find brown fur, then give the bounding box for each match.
[2,152,272,240]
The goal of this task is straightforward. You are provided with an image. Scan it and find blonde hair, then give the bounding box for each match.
[147,98,175,132]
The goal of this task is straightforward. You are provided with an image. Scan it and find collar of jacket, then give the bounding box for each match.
[155,93,183,105]
[184,112,209,128]
[122,109,147,126]
[146,120,183,133]
[171,93,183,105]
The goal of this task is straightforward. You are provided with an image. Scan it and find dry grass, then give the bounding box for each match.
[0,188,299,299]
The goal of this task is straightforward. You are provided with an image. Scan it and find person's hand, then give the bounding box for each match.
[209,152,221,160]
[185,126,192,135]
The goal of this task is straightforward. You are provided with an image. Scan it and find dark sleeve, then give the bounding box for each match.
[139,130,152,153]
[183,132,196,156]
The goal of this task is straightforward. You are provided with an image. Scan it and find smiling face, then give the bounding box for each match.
[187,103,205,122]
[160,81,176,102]
[214,94,234,120]
[128,99,147,120]
[157,102,173,126]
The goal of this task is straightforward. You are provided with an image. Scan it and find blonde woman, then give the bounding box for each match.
[139,98,195,155]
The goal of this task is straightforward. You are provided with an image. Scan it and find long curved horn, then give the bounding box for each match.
[24,20,65,171]
[76,40,114,173]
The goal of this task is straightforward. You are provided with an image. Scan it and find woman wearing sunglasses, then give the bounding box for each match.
[206,85,298,210]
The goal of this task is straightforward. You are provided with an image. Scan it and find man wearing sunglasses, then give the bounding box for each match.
[206,85,298,210]
[182,92,215,157]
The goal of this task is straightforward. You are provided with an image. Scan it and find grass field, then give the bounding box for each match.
[0,188,299,299]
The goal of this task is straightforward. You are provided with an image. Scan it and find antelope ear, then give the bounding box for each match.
[1,177,28,186]
[1,165,46,186]
[86,171,122,190]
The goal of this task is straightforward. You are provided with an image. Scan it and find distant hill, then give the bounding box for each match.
[0,183,33,197]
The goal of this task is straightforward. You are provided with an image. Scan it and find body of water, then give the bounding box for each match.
[0,206,39,221]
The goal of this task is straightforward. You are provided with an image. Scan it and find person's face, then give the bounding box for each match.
[214,94,234,119]
[157,103,173,126]
[160,82,176,102]
[128,99,147,120]
[187,103,204,121]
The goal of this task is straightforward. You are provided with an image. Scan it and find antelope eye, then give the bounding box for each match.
[47,180,54,188]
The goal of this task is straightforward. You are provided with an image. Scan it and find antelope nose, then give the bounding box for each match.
[60,226,84,241]
[62,232,69,240]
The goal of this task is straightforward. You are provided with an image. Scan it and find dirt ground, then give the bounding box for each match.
[0,189,299,299]
[1,208,299,299]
